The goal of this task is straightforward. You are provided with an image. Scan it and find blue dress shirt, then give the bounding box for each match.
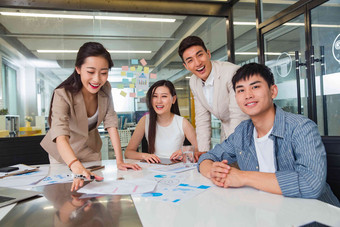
[198,105,339,207]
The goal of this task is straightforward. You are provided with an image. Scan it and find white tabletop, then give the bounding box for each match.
[38,160,340,226]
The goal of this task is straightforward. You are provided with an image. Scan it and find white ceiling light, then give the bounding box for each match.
[95,16,175,23]
[0,12,175,22]
[0,12,93,19]
[37,50,151,54]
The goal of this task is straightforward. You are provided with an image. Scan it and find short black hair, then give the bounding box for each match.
[232,63,275,91]
[178,36,207,62]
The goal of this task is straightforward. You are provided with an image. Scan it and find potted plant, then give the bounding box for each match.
[0,108,8,115]
[25,116,33,127]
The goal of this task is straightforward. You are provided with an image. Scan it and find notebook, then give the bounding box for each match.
[0,187,40,208]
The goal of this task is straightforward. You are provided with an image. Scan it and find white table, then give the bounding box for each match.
[58,160,340,227]
[4,159,340,227]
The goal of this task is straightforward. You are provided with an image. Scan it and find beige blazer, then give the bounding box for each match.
[189,61,248,151]
[40,82,118,163]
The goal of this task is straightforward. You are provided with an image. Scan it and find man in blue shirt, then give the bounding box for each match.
[198,63,339,206]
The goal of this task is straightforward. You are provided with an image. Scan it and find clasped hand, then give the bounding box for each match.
[209,160,244,188]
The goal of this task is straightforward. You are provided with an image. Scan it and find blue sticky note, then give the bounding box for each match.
[131,59,138,65]
[127,72,134,78]
[122,78,129,84]
[137,90,145,97]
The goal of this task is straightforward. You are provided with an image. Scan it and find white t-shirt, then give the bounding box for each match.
[202,67,214,109]
[253,126,275,173]
[145,114,185,158]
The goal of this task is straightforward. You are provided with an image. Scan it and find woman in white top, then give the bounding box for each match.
[125,80,198,163]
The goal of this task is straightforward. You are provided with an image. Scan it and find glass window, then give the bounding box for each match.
[263,15,307,116]
[261,0,298,22]
[311,0,340,136]
[233,0,258,65]
[0,7,228,136]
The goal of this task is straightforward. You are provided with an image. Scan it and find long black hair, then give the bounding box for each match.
[146,80,180,154]
[48,42,113,126]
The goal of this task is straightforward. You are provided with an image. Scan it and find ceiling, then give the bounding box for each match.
[0,5,232,88]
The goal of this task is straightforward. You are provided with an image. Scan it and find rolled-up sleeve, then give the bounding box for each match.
[197,133,237,172]
[276,120,327,199]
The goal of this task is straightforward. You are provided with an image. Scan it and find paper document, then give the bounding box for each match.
[34,174,73,186]
[1,166,49,189]
[78,178,157,195]
[134,173,211,204]
[0,164,38,179]
[148,162,197,173]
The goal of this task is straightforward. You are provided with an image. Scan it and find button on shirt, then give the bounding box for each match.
[198,105,340,207]
[202,68,214,109]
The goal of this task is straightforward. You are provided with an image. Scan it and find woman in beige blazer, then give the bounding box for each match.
[41,42,140,191]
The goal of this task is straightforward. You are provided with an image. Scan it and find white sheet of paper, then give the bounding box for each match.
[1,166,49,189]
[34,173,73,186]
[0,203,16,221]
[133,173,211,204]
[148,162,198,173]
[78,178,157,195]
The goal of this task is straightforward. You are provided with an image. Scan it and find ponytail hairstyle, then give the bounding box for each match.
[48,42,113,126]
[146,80,180,154]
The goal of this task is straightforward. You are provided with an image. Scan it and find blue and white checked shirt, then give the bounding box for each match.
[198,105,339,207]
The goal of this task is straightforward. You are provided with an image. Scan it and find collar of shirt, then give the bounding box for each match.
[246,104,285,145]
[202,67,214,87]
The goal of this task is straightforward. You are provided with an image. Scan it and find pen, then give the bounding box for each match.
[73,174,95,180]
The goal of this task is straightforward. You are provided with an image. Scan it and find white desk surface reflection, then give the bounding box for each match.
[5,160,340,227]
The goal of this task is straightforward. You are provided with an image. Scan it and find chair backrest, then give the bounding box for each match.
[322,136,340,200]
[118,129,131,148]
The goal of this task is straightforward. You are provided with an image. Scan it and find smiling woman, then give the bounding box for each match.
[40,42,141,191]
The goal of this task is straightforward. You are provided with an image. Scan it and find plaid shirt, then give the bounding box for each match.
[198,105,339,207]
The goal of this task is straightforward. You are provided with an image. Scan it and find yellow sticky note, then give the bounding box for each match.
[121,71,127,76]
[144,67,149,74]
[129,84,135,88]
[130,66,136,71]
[120,91,127,97]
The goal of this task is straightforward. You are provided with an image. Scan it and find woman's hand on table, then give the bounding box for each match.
[70,161,104,192]
[142,153,161,163]
[117,162,142,171]
[170,150,183,161]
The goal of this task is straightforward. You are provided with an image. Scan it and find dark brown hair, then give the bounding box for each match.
[232,63,275,91]
[146,80,180,154]
[48,42,113,126]
[178,36,208,62]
